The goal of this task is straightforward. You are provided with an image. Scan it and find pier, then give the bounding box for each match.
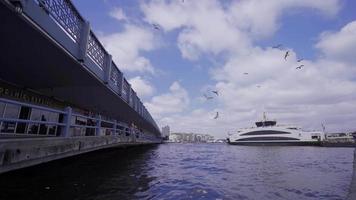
[0,0,161,174]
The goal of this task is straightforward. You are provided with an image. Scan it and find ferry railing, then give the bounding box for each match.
[0,98,157,141]
[7,0,160,134]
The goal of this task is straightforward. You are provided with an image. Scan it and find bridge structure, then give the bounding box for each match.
[0,0,162,174]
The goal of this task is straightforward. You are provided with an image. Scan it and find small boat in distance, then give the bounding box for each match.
[227,113,323,146]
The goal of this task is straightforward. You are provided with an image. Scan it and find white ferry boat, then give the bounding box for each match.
[227,113,323,146]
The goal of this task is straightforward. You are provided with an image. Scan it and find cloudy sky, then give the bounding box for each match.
[73,0,356,138]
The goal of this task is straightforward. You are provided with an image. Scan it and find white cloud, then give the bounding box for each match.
[101,24,158,73]
[228,0,340,39]
[145,82,189,117]
[316,20,356,63]
[141,0,340,60]
[128,76,155,98]
[109,7,127,21]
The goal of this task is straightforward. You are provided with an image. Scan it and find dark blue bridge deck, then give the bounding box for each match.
[0,0,160,136]
[0,0,161,174]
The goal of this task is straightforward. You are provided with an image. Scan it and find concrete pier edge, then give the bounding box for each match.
[347,147,356,200]
[0,136,160,174]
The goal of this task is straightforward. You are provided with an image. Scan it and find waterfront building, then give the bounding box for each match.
[168,132,214,143]
[161,125,170,140]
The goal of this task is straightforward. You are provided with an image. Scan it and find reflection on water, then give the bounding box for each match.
[0,144,353,200]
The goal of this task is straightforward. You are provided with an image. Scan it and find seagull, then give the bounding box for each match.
[214,112,219,119]
[243,72,249,75]
[272,44,283,49]
[203,94,214,100]
[256,85,261,88]
[212,90,219,96]
[152,23,160,30]
[297,58,303,62]
[296,65,304,69]
[284,51,290,60]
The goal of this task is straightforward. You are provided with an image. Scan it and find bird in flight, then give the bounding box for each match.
[297,58,303,62]
[243,72,249,75]
[212,90,219,96]
[256,85,261,88]
[203,94,214,100]
[152,23,160,30]
[214,112,219,119]
[284,51,290,60]
[296,65,304,69]
[272,44,283,49]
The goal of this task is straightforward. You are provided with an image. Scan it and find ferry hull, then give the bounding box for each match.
[228,141,321,146]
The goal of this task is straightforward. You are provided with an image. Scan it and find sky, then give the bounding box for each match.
[72,0,356,138]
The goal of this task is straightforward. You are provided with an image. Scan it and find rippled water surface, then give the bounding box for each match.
[0,144,354,200]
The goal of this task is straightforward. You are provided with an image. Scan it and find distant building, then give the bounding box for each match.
[168,132,215,143]
[161,125,170,140]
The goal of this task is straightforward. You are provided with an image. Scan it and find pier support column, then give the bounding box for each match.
[96,115,102,136]
[62,106,72,137]
[114,120,117,136]
[103,54,112,84]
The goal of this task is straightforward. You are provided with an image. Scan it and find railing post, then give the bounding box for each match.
[104,54,112,84]
[78,21,90,62]
[118,71,123,96]
[62,106,72,137]
[114,120,117,136]
[127,84,131,105]
[96,114,101,136]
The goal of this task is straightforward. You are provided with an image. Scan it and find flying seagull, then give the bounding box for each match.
[297,58,303,62]
[212,90,219,96]
[284,51,290,60]
[152,23,160,30]
[296,65,304,69]
[256,85,261,88]
[272,44,283,49]
[214,112,219,119]
[203,94,214,100]
[243,72,249,75]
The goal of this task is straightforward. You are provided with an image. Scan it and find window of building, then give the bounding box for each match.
[0,102,5,133]
[27,108,41,135]
[1,104,20,133]
[16,106,31,134]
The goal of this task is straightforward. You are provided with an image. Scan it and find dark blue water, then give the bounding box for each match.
[0,144,354,200]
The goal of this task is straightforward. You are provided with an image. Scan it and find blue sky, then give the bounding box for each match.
[73,0,356,138]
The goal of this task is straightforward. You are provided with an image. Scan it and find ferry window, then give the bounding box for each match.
[241,130,290,136]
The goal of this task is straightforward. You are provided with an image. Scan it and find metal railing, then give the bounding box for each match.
[87,31,106,69]
[7,0,160,133]
[0,98,159,142]
[38,0,84,43]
